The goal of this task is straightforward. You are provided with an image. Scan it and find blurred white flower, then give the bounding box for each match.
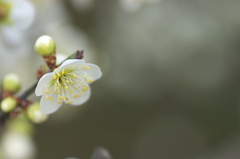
[90,147,112,159]
[0,0,35,45]
[35,59,102,114]
[1,132,35,159]
[119,0,160,12]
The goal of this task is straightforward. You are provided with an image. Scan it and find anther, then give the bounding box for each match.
[82,87,88,91]
[87,79,93,82]
[45,91,50,94]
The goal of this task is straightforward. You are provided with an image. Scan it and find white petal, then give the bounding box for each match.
[40,94,62,114]
[35,73,53,96]
[82,63,102,81]
[58,59,85,70]
[70,86,91,106]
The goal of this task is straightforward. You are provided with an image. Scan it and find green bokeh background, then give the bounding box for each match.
[2,0,240,158]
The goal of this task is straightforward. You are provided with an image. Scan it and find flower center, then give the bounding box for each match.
[45,67,93,104]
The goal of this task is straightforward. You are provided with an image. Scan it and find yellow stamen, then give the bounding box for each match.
[82,86,88,91]
[45,91,50,94]
[74,95,80,98]
[87,79,93,82]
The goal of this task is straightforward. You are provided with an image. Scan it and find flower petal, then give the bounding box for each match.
[40,94,62,114]
[70,86,91,106]
[58,59,85,70]
[81,63,102,81]
[35,73,53,96]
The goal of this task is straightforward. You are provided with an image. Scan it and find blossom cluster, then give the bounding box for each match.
[0,1,103,158]
[0,35,102,124]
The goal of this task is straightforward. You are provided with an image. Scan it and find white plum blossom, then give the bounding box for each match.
[35,59,102,114]
[0,0,35,45]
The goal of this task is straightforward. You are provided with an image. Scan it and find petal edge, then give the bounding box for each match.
[35,73,52,96]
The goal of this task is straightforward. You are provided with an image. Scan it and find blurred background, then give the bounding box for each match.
[1,0,240,158]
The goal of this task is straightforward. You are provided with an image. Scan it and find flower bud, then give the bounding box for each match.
[34,35,56,56]
[1,97,17,113]
[27,102,48,124]
[7,113,34,135]
[2,73,21,93]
